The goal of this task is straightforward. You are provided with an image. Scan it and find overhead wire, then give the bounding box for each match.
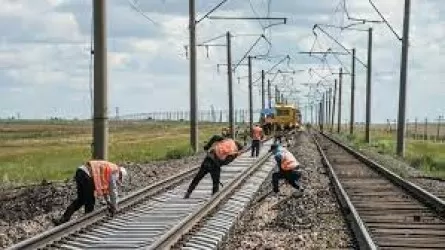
[246,0,266,29]
[197,0,230,24]
[127,0,159,26]
[342,0,384,24]
[232,35,267,72]
[367,0,402,40]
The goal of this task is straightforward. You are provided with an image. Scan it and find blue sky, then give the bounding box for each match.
[0,0,444,122]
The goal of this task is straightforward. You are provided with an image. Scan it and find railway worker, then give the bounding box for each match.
[251,124,264,157]
[265,115,273,135]
[269,143,303,195]
[184,135,244,199]
[239,127,248,146]
[274,125,284,144]
[52,161,128,226]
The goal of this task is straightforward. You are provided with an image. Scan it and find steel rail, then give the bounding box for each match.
[321,132,445,217]
[6,165,201,250]
[146,149,273,249]
[312,132,377,250]
[312,129,445,249]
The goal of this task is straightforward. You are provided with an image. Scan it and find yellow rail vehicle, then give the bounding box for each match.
[274,103,301,130]
[260,103,302,134]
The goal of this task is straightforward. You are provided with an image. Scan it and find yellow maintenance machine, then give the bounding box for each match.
[260,103,302,135]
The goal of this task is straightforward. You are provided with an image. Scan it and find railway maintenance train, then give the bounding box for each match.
[259,103,302,135]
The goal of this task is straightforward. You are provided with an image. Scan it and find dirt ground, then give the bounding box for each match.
[0,154,204,249]
[222,132,356,250]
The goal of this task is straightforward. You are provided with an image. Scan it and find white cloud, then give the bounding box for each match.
[0,0,443,122]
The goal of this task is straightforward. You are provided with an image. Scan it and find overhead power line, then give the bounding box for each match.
[127,0,159,25]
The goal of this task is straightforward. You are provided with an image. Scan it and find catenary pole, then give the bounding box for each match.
[92,0,108,160]
[396,0,411,157]
[365,28,373,143]
[350,48,356,135]
[226,31,234,138]
[189,0,198,152]
[337,68,343,133]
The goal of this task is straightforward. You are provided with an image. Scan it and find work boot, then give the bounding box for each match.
[51,217,66,226]
[183,191,191,199]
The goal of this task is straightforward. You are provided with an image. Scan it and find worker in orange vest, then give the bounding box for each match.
[52,160,128,226]
[269,144,303,194]
[251,124,264,157]
[184,135,244,198]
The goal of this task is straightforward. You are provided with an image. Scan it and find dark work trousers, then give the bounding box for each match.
[251,139,261,157]
[60,169,95,223]
[186,156,221,195]
[272,170,301,193]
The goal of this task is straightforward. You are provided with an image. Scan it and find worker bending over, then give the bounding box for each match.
[184,135,244,198]
[251,124,264,157]
[52,160,127,226]
[269,143,303,194]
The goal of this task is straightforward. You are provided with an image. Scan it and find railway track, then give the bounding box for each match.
[7,140,274,250]
[313,131,445,250]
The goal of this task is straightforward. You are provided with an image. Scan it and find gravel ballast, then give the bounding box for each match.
[221,132,356,250]
[0,154,204,249]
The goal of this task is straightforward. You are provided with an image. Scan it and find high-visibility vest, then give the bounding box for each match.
[252,126,262,140]
[87,160,119,197]
[213,139,238,160]
[280,149,299,171]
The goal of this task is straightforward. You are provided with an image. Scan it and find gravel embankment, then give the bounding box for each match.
[331,133,445,200]
[0,154,204,249]
[222,132,356,250]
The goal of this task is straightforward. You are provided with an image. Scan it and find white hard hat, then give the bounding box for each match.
[119,167,128,184]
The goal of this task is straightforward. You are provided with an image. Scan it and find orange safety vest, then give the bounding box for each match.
[252,126,263,140]
[280,149,299,171]
[87,160,119,197]
[213,139,238,160]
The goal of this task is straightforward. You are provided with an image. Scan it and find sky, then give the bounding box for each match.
[0,0,444,123]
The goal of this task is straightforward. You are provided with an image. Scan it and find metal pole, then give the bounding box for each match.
[326,88,332,128]
[92,0,108,160]
[325,90,329,130]
[319,101,324,131]
[275,86,278,104]
[331,79,337,132]
[321,95,325,132]
[414,117,418,140]
[396,0,411,156]
[189,0,198,152]
[248,56,253,137]
[267,80,271,109]
[350,48,356,135]
[226,31,234,139]
[365,28,373,143]
[315,103,318,126]
[310,103,314,125]
[337,68,343,133]
[261,70,265,110]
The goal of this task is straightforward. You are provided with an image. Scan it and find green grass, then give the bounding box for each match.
[0,120,224,183]
[336,129,445,178]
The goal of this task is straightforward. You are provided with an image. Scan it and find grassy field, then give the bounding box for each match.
[335,127,445,178]
[0,120,225,183]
